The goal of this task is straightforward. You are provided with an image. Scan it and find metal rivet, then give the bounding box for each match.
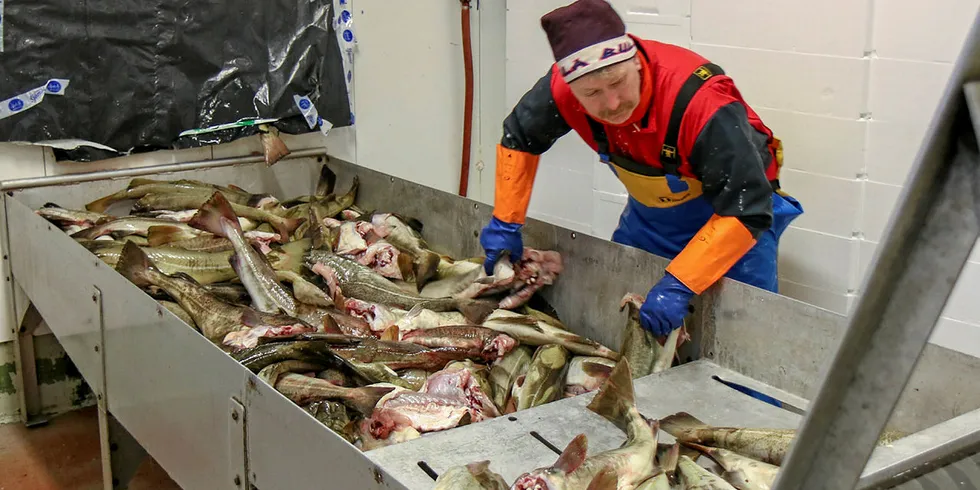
[234,475,242,486]
[5,192,11,197]
[571,233,577,239]
[94,345,99,352]
[508,416,517,422]
[316,156,323,163]
[92,294,97,302]
[232,411,239,421]
[473,203,478,209]
[390,177,395,183]
[157,308,164,317]
[110,442,119,452]
[97,394,103,401]
[2,255,6,260]
[373,468,384,484]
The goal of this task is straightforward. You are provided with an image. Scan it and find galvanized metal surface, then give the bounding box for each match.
[888,450,980,489]
[3,156,980,488]
[773,11,980,490]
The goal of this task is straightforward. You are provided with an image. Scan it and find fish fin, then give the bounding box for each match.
[659,412,708,436]
[581,361,614,379]
[259,125,290,166]
[553,434,588,474]
[270,238,312,274]
[227,184,248,193]
[662,442,681,477]
[240,308,264,328]
[126,178,157,189]
[396,253,415,282]
[391,213,424,234]
[586,358,635,433]
[189,192,241,237]
[585,465,619,490]
[413,251,441,292]
[169,271,204,286]
[146,225,185,247]
[457,299,496,324]
[322,315,343,335]
[85,189,126,212]
[115,242,156,287]
[272,216,304,242]
[380,325,400,342]
[316,164,338,197]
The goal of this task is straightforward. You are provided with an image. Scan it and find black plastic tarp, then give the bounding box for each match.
[0,0,351,161]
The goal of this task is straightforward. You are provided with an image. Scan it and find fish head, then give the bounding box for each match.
[487,333,518,359]
[511,471,568,490]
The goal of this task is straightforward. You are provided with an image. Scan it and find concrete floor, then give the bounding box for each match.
[0,407,181,490]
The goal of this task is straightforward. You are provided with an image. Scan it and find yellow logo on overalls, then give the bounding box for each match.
[694,66,713,80]
[661,145,678,160]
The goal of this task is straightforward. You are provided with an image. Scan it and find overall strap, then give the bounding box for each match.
[660,63,725,176]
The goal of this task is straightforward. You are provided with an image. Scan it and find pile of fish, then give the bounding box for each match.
[435,357,905,490]
[37,164,687,453]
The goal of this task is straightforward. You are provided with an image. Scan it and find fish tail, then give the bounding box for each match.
[413,251,441,292]
[271,215,304,242]
[146,225,187,247]
[346,385,395,416]
[269,238,312,273]
[316,164,337,197]
[115,242,156,288]
[188,192,240,238]
[659,412,708,436]
[586,358,636,433]
[662,442,681,476]
[553,434,588,474]
[396,253,415,282]
[457,299,496,324]
[85,189,127,212]
[259,125,290,166]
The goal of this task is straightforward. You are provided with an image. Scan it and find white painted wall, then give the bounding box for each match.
[503,0,980,357]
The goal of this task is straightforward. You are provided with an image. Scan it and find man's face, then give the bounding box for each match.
[568,56,642,125]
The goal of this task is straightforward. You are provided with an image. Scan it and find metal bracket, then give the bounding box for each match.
[16,303,47,427]
[229,397,249,490]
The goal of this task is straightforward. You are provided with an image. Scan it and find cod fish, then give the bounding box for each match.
[159,300,196,329]
[305,400,357,444]
[190,192,297,316]
[423,362,500,421]
[87,243,237,285]
[72,217,203,241]
[393,305,466,334]
[510,344,569,412]
[619,294,658,378]
[86,181,270,212]
[331,338,472,371]
[678,455,737,490]
[365,385,473,439]
[36,203,111,230]
[274,373,393,415]
[401,326,518,361]
[135,193,301,240]
[306,251,495,324]
[483,309,619,360]
[370,213,441,291]
[276,270,334,308]
[660,413,795,466]
[564,356,616,398]
[488,345,532,412]
[511,358,662,489]
[231,339,356,373]
[686,443,778,490]
[115,242,314,348]
[433,461,509,490]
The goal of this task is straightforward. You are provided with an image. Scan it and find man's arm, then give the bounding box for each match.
[493,68,573,224]
[665,101,775,294]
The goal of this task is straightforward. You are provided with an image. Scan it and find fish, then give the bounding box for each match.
[510,344,569,412]
[86,181,270,212]
[684,443,778,490]
[365,385,473,438]
[317,369,352,386]
[88,243,238,284]
[310,176,359,220]
[489,345,532,412]
[500,248,564,310]
[36,203,112,230]
[433,461,509,490]
[159,300,196,329]
[331,338,472,371]
[220,311,318,350]
[315,165,338,198]
[423,361,500,421]
[231,338,357,373]
[135,193,302,240]
[274,373,393,415]
[677,455,737,490]
[258,360,327,386]
[511,358,662,489]
[659,413,795,466]
[420,261,485,298]
[204,283,252,305]
[305,400,357,444]
[344,359,423,390]
[306,251,496,324]
[259,124,290,166]
[325,309,374,338]
[71,217,203,241]
[345,298,399,334]
[189,192,297,316]
[392,305,466,334]
[125,178,268,206]
[482,310,619,360]
[619,293,658,378]
[635,471,672,490]
[276,270,334,308]
[370,213,441,291]
[155,235,235,252]
[309,202,340,251]
[564,356,616,398]
[401,326,518,361]
[336,221,371,255]
[395,369,430,391]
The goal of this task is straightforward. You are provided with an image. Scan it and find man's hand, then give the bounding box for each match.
[639,272,695,337]
[479,216,524,275]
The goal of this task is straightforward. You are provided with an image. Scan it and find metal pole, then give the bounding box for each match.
[0,147,328,191]
[772,10,980,490]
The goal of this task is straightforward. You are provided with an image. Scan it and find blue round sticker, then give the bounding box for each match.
[8,99,24,112]
[46,80,62,93]
[343,30,354,42]
[341,10,352,23]
[347,71,353,82]
[299,99,311,110]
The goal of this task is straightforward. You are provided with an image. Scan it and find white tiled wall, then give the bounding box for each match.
[505,0,980,356]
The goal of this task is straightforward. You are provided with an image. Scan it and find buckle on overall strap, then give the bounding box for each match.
[661,62,725,176]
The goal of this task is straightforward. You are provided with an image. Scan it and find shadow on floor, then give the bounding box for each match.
[0,406,181,490]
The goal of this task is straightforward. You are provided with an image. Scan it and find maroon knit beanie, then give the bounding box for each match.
[541,0,636,82]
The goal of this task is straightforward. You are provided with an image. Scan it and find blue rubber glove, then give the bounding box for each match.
[479,216,524,275]
[640,272,695,337]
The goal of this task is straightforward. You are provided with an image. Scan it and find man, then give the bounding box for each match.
[479,0,804,337]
